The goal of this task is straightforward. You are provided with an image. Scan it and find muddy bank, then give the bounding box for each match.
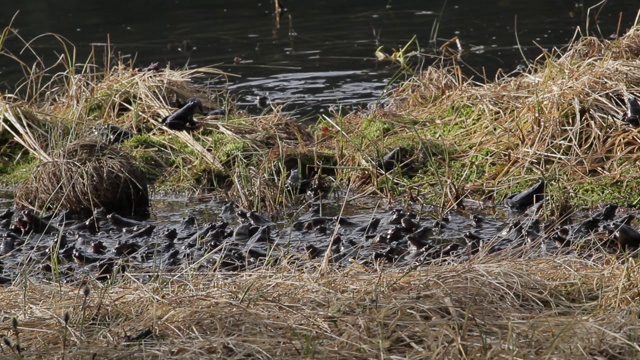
[0,186,637,285]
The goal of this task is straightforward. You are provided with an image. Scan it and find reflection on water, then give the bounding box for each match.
[0,1,638,114]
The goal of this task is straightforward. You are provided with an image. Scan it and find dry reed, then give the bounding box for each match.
[14,140,149,215]
[1,251,639,359]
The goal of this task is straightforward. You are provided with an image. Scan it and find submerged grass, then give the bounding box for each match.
[3,252,640,358]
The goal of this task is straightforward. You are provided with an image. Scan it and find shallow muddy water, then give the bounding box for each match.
[1,188,637,284]
[0,1,638,115]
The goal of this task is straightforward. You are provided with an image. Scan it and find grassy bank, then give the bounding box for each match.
[3,27,640,214]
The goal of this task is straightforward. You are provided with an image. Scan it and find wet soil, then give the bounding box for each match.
[0,190,637,285]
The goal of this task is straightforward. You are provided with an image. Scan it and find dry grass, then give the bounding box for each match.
[1,252,640,359]
[14,140,149,215]
[359,25,640,206]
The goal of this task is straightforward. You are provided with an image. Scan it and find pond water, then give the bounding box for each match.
[0,1,638,116]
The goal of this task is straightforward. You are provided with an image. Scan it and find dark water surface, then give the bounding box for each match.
[0,1,638,115]
[0,187,636,283]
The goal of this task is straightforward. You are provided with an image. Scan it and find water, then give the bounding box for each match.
[0,1,638,116]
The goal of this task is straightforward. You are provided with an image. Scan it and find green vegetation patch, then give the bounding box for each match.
[3,26,640,211]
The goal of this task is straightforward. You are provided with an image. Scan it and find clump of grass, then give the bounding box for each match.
[14,140,149,215]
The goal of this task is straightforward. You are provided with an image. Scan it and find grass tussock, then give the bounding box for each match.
[14,140,149,215]
[2,253,640,358]
[356,25,640,207]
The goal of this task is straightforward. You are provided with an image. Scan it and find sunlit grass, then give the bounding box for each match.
[2,252,640,358]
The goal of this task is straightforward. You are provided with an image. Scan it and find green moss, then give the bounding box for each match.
[0,155,38,186]
[210,135,248,163]
[362,117,392,138]
[572,177,640,207]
